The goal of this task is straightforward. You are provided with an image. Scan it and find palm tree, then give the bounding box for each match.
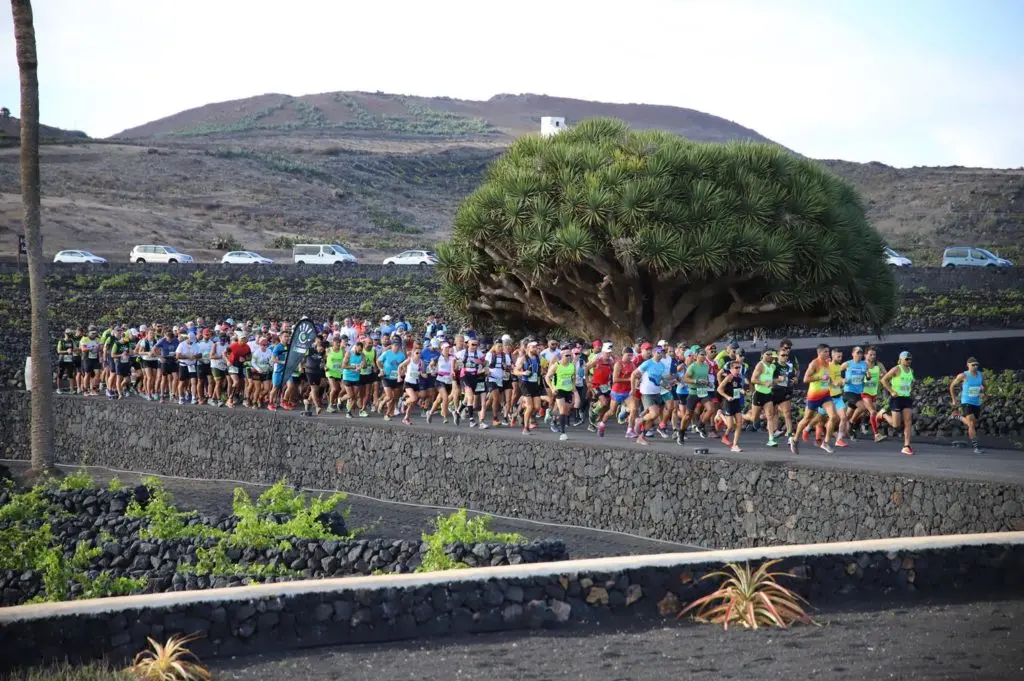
[11,0,57,480]
[437,118,897,344]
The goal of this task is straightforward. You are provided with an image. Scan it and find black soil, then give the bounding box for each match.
[209,599,1024,681]
[5,462,700,559]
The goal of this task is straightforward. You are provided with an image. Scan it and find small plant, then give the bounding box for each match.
[59,469,95,491]
[128,634,210,681]
[107,477,125,492]
[677,560,813,630]
[417,509,523,573]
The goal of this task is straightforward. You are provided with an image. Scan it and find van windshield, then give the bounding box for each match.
[331,244,350,255]
[977,248,998,259]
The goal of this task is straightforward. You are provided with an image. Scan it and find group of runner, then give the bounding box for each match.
[51,316,988,456]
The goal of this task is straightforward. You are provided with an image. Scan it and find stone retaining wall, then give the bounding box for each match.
[2,394,1022,550]
[1,534,1022,670]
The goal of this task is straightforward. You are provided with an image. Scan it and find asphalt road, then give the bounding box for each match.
[740,328,1024,350]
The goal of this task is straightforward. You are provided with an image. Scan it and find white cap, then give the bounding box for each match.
[138,324,148,332]
[657,340,669,348]
[602,342,614,353]
[501,334,512,342]
[382,315,392,321]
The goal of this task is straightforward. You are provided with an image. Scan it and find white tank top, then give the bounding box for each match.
[404,357,421,382]
[436,355,453,382]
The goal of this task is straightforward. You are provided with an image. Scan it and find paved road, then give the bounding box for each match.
[47,392,1024,485]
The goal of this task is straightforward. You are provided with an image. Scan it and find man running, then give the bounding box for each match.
[791,344,839,454]
[949,357,984,455]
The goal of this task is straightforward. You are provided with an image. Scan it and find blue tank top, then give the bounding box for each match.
[342,352,363,382]
[520,356,540,383]
[844,360,868,392]
[675,364,689,395]
[960,371,983,406]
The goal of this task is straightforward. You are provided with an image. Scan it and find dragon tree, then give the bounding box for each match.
[436,118,896,344]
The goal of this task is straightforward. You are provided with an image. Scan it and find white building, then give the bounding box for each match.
[540,116,566,137]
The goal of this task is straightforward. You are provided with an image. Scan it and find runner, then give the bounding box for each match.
[55,329,76,394]
[268,331,290,411]
[481,339,511,429]
[949,357,984,455]
[631,344,669,446]
[605,347,636,435]
[680,348,712,443]
[746,349,779,447]
[716,360,746,452]
[771,347,796,440]
[426,341,455,424]
[398,340,424,425]
[791,344,839,455]
[455,337,485,426]
[840,346,868,443]
[880,350,915,456]
[341,340,365,419]
[249,336,274,409]
[587,342,615,436]
[546,348,576,441]
[378,337,406,422]
[514,341,544,435]
[324,335,346,414]
[302,337,326,416]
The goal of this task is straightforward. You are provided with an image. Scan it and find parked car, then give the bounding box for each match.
[292,244,357,265]
[883,247,912,267]
[941,247,1013,268]
[129,245,194,264]
[382,250,438,266]
[53,250,106,264]
[221,251,273,265]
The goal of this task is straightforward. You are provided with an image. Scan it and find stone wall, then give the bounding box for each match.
[2,536,1022,669]
[2,394,1022,549]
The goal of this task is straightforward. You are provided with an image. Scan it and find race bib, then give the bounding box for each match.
[967,386,981,398]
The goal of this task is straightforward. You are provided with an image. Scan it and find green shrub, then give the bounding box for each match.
[417,509,523,572]
[59,469,94,491]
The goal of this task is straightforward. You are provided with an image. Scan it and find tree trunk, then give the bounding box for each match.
[12,0,57,479]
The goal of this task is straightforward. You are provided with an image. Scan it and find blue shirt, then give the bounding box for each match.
[394,321,411,333]
[961,370,983,406]
[844,360,868,392]
[379,324,395,336]
[271,343,288,374]
[637,358,668,394]
[154,338,178,359]
[380,350,406,379]
[421,347,439,367]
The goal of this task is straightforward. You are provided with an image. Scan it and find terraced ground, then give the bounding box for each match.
[0,92,1021,265]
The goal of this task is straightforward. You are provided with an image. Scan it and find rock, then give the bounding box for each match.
[585,587,609,605]
[657,591,680,617]
[625,584,643,606]
[313,603,333,622]
[550,599,572,623]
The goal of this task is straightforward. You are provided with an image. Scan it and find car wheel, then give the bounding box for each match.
[135,258,146,264]
[986,263,997,268]
[168,259,178,264]
[943,263,954,268]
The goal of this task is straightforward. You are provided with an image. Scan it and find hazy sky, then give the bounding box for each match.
[2,0,1023,167]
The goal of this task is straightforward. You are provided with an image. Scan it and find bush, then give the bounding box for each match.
[206,235,243,251]
[417,509,523,572]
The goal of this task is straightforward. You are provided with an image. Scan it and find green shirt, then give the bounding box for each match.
[892,366,914,397]
[554,362,575,391]
[686,363,710,398]
[754,362,775,394]
[325,348,346,379]
[862,365,881,396]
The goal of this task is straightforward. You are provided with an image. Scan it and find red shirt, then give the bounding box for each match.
[591,356,614,387]
[226,342,251,366]
[611,358,636,393]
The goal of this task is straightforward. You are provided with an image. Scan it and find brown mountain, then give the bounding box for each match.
[0,91,1019,265]
[0,113,89,144]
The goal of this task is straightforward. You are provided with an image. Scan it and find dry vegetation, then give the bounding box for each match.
[0,91,1020,264]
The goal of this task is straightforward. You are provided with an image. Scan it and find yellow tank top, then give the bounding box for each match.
[829,362,843,397]
[809,361,831,394]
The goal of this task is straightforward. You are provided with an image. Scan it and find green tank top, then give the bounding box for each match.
[809,361,831,393]
[862,365,881,396]
[361,348,376,375]
[326,348,346,378]
[754,362,775,394]
[554,362,575,391]
[893,366,914,397]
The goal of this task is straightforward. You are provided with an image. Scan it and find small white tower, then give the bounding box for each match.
[540,116,566,137]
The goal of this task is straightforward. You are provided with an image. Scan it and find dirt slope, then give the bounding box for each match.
[0,91,1020,264]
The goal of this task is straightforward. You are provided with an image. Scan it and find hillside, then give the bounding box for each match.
[0,113,89,144]
[0,91,1020,264]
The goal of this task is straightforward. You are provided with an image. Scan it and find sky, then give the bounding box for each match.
[1,0,1023,168]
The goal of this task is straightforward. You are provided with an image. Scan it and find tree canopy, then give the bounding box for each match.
[436,118,897,344]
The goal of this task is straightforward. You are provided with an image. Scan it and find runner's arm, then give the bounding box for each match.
[948,373,964,404]
[879,366,898,396]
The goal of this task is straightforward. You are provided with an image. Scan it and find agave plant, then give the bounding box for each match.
[127,634,210,681]
[677,559,813,630]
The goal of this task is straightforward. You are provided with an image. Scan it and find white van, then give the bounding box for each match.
[292,244,358,265]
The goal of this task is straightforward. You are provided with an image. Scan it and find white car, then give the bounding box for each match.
[883,247,912,267]
[382,250,438,266]
[53,250,106,264]
[221,251,274,265]
[292,244,358,265]
[129,245,194,264]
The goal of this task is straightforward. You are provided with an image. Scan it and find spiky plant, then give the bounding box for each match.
[437,118,896,344]
[127,634,210,681]
[677,560,813,630]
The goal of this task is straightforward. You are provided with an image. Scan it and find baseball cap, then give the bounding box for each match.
[602,342,614,353]
[382,315,392,321]
[592,340,602,349]
[527,341,539,348]
[657,340,669,348]
[899,351,912,360]
[64,327,72,334]
[640,342,652,351]
[727,341,739,350]
[502,334,513,343]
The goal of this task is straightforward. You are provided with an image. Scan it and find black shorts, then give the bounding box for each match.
[404,381,419,391]
[383,378,400,389]
[418,376,435,391]
[460,375,481,390]
[555,389,574,402]
[961,403,981,418]
[723,398,744,417]
[161,360,177,375]
[435,379,454,392]
[640,393,664,409]
[359,373,374,386]
[685,393,706,411]
[197,363,211,380]
[306,371,324,385]
[842,392,862,407]
[521,382,543,398]
[771,387,791,404]
[116,362,132,377]
[82,358,101,374]
[752,391,773,408]
[344,379,361,388]
[177,364,193,381]
[249,370,266,383]
[890,396,913,412]
[487,381,505,393]
[144,359,160,370]
[594,384,611,398]
[57,360,75,378]
[291,373,305,384]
